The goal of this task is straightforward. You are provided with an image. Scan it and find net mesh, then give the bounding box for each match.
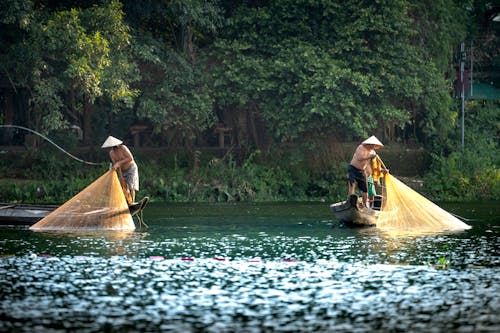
[377,173,471,236]
[30,170,135,231]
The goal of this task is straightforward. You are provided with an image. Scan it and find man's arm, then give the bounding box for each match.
[356,146,376,162]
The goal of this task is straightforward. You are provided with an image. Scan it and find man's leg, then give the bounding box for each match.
[361,191,368,208]
[348,168,356,196]
[348,181,355,196]
[123,165,139,203]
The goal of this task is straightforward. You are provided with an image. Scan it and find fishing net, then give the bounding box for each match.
[30,170,135,231]
[377,173,471,236]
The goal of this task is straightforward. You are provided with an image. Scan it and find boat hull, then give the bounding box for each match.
[330,194,379,227]
[0,198,149,226]
[0,203,57,225]
[128,197,149,216]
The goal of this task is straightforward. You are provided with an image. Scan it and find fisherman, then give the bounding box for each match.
[348,136,384,208]
[102,136,139,203]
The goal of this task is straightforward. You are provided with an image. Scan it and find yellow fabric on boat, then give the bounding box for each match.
[371,157,383,183]
[377,173,471,236]
[30,170,135,230]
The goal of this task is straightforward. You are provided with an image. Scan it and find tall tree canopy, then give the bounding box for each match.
[125,0,223,147]
[1,0,139,143]
[1,0,496,152]
[212,0,468,143]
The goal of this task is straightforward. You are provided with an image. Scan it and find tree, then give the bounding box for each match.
[0,0,36,134]
[0,0,139,144]
[123,0,223,147]
[34,0,139,143]
[408,0,467,150]
[212,0,468,147]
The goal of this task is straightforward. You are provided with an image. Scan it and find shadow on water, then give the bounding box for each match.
[0,201,499,332]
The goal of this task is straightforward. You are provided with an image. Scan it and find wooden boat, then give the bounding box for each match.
[0,196,149,226]
[330,194,382,227]
[128,196,149,217]
[0,203,57,225]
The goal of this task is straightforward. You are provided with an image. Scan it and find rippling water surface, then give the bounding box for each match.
[1,202,499,332]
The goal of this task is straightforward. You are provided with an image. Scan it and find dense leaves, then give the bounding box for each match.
[0,0,498,201]
[212,0,469,143]
[423,101,500,200]
[0,0,483,145]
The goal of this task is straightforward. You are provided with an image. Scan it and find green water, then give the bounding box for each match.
[0,202,499,332]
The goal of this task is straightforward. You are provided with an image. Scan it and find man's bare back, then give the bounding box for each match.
[109,145,135,171]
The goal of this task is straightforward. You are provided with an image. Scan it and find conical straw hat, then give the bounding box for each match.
[362,135,384,149]
[101,136,123,148]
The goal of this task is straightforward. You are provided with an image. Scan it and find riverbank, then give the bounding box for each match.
[2,142,497,204]
[0,142,432,204]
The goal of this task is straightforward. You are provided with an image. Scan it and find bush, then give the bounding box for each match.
[423,101,499,200]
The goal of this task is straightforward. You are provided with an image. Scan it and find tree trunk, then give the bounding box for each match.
[1,89,14,143]
[182,25,194,62]
[82,97,94,145]
[248,103,260,148]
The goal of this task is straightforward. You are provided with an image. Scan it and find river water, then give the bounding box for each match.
[1,202,499,332]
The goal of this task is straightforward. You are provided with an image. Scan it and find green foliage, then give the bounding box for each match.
[0,0,37,100]
[31,77,66,131]
[129,0,222,145]
[135,56,216,143]
[423,102,500,200]
[0,177,94,204]
[418,71,457,152]
[140,152,300,202]
[130,148,351,203]
[410,0,467,150]
[423,243,452,269]
[410,0,467,72]
[211,0,466,143]
[0,145,349,204]
[0,0,139,137]
[0,148,106,204]
[0,0,32,27]
[1,0,496,204]
[0,0,482,149]
[46,1,138,103]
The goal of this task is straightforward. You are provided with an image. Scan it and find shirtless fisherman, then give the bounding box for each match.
[348,136,384,208]
[102,136,139,203]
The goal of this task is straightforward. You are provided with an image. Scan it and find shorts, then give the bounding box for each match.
[122,164,139,191]
[348,164,367,193]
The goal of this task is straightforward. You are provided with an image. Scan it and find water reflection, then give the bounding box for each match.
[31,229,139,241]
[376,226,472,238]
[0,202,498,332]
[1,255,498,333]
